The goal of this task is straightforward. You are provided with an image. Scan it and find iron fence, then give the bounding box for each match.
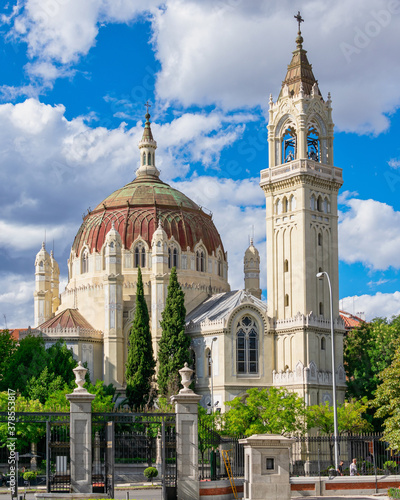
[198,418,244,480]
[290,433,400,477]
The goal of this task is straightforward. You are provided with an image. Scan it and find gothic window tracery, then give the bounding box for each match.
[142,152,146,165]
[236,316,258,375]
[283,196,288,213]
[196,248,206,272]
[148,152,152,166]
[307,126,320,162]
[276,199,282,215]
[282,126,296,163]
[134,243,146,268]
[168,246,179,269]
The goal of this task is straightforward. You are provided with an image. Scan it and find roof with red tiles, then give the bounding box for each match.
[339,310,364,331]
[71,176,225,258]
[8,329,28,340]
[39,308,96,331]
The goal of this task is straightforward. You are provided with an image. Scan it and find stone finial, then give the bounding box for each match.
[178,362,194,394]
[72,361,89,393]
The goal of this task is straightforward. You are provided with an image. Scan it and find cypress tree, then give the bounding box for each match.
[158,267,191,396]
[125,267,156,410]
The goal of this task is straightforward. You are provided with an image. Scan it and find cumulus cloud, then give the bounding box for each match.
[388,158,400,169]
[339,197,400,270]
[0,273,35,328]
[173,176,266,291]
[4,0,400,133]
[149,0,400,134]
[341,292,400,321]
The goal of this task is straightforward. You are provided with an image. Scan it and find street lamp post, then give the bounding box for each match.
[210,337,218,413]
[316,271,339,472]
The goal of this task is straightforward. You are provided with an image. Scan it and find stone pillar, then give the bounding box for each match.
[171,363,202,500]
[66,361,95,494]
[239,434,295,500]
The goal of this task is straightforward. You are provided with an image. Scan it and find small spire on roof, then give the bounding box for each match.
[294,11,304,48]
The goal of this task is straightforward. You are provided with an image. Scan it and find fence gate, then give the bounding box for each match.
[46,418,70,493]
[93,413,176,500]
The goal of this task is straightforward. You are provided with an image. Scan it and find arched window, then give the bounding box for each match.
[134,247,140,267]
[289,195,296,211]
[39,261,44,269]
[284,259,289,272]
[318,233,322,246]
[307,126,320,162]
[310,195,316,211]
[276,199,282,215]
[317,195,323,212]
[196,249,205,272]
[321,337,326,350]
[283,197,288,213]
[173,247,178,268]
[282,127,296,163]
[82,250,89,274]
[148,152,152,166]
[217,255,222,276]
[319,302,324,315]
[323,198,328,213]
[141,247,146,267]
[236,316,259,374]
[285,294,289,307]
[142,152,146,166]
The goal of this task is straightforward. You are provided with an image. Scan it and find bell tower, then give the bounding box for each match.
[260,14,346,404]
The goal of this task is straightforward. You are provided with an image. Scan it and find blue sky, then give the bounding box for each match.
[1,0,400,327]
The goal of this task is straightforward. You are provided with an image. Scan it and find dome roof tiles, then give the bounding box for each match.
[72,177,224,257]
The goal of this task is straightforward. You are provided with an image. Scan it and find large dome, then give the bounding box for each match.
[72,174,225,256]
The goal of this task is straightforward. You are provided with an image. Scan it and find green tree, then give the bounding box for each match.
[373,343,400,451]
[0,330,17,386]
[223,387,307,437]
[26,367,66,404]
[125,267,156,410]
[308,399,372,435]
[46,340,77,385]
[157,267,191,396]
[0,335,48,395]
[344,317,400,402]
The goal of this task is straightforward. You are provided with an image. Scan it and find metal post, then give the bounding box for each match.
[161,418,166,500]
[210,337,217,413]
[46,422,50,493]
[316,271,339,472]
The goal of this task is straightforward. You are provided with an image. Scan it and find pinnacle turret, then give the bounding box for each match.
[136,103,160,179]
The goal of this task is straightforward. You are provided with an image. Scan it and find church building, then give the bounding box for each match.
[32,24,346,410]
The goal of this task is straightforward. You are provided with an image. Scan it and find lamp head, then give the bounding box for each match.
[212,336,218,342]
[316,272,324,278]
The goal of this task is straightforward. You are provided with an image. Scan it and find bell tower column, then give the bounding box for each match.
[260,16,345,405]
[103,223,124,387]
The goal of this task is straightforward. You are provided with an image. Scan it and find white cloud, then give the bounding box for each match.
[0,220,75,252]
[172,176,266,291]
[339,197,400,270]
[388,158,400,169]
[341,292,400,321]
[0,273,35,328]
[151,0,400,134]
[5,1,400,133]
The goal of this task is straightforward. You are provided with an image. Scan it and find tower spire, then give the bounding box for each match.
[279,12,320,98]
[136,102,160,179]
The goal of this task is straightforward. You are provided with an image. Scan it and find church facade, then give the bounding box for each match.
[32,27,346,410]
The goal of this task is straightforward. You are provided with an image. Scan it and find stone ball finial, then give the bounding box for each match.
[178,362,194,394]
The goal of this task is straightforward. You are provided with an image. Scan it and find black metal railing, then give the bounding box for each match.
[290,433,400,477]
[198,418,244,480]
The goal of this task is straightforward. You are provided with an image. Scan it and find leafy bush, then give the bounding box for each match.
[384,460,398,474]
[143,467,158,484]
[23,471,37,482]
[388,487,400,498]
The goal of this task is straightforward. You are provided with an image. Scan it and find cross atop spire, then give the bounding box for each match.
[145,100,151,115]
[294,11,304,33]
